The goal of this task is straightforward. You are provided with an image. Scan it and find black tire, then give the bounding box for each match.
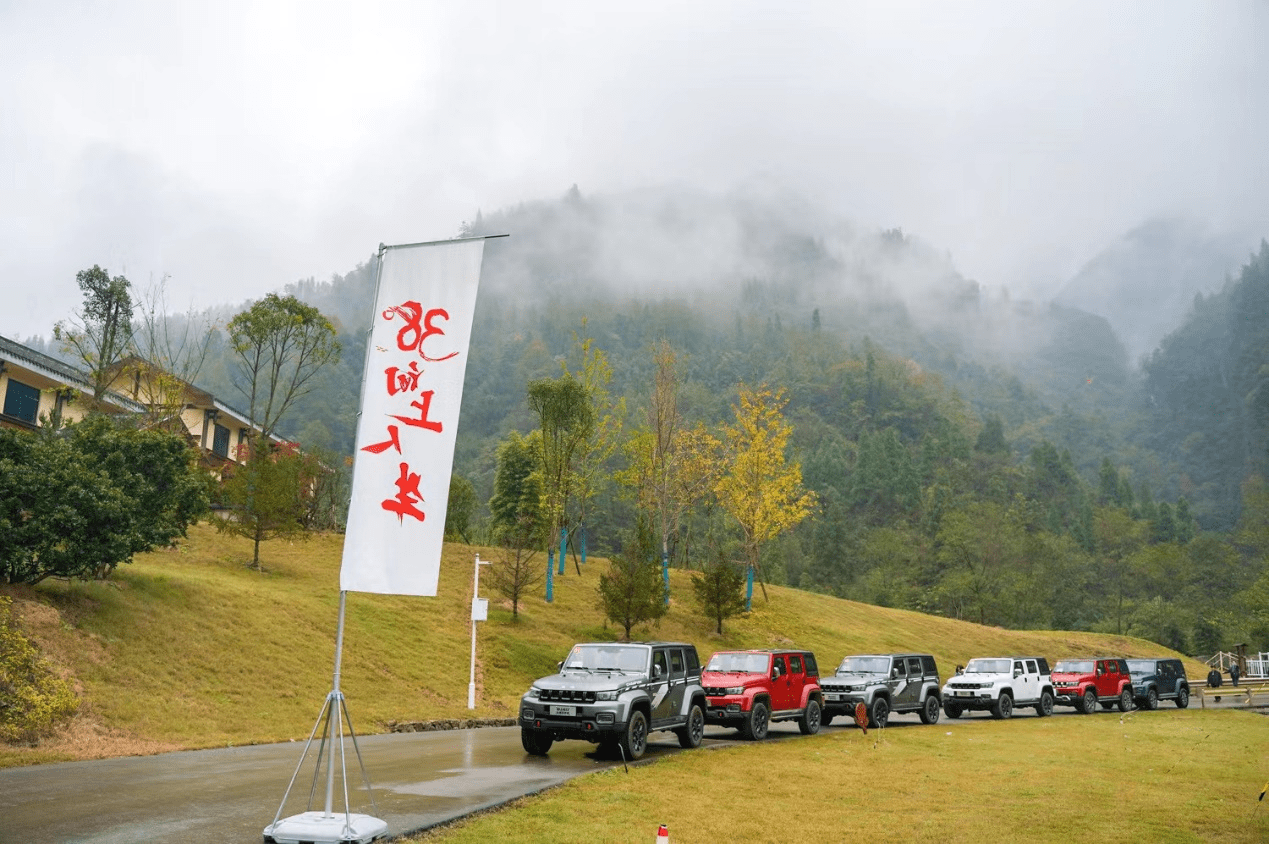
[868,696,890,729]
[1144,688,1159,710]
[821,712,834,727]
[1175,685,1190,709]
[943,701,963,719]
[621,710,648,760]
[798,699,822,735]
[1080,688,1098,714]
[676,704,705,749]
[1035,690,1054,717]
[1117,687,1133,712]
[741,700,770,741]
[991,692,1014,720]
[919,695,941,725]
[521,727,553,756]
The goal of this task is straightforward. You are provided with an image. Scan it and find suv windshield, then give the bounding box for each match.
[836,656,890,675]
[1053,660,1095,674]
[705,652,770,673]
[564,644,647,672]
[965,658,1012,674]
[1125,660,1156,675]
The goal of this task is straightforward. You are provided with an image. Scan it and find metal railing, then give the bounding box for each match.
[1197,681,1269,708]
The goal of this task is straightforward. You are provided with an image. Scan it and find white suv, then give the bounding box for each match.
[942,656,1054,719]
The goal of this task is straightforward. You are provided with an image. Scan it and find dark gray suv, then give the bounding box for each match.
[819,653,942,729]
[1126,658,1190,709]
[519,641,706,760]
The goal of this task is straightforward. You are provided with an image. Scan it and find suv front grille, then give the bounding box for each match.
[703,686,732,696]
[539,688,597,703]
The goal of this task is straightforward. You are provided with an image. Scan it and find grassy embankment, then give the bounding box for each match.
[0,521,1218,769]
[6,522,1267,841]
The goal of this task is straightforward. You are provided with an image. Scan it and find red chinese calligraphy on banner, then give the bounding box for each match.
[340,238,490,597]
[382,462,426,522]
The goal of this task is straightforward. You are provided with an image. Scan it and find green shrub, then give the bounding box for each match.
[0,597,78,744]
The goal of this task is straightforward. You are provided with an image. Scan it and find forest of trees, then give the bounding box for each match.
[21,189,1269,655]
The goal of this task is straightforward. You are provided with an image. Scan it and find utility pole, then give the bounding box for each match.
[468,555,490,710]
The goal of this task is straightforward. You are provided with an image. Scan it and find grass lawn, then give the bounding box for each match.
[0,522,1219,776]
[408,708,1269,844]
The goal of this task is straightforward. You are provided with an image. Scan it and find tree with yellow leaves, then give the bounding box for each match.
[715,384,816,608]
[618,341,720,577]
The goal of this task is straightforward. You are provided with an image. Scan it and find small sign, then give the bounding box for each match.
[471,598,488,621]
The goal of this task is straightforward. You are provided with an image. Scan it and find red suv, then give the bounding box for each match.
[1051,657,1134,713]
[701,650,823,740]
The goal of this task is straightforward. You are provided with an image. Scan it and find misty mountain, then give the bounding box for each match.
[462,185,1133,425]
[1140,240,1269,529]
[1053,217,1260,362]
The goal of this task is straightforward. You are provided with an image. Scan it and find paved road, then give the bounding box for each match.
[0,721,810,844]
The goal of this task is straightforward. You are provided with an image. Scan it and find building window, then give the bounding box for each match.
[3,379,40,424]
[212,423,231,458]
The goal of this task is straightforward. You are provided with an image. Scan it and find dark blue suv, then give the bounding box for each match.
[1126,658,1190,709]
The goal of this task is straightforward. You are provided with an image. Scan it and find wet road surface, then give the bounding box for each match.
[0,722,809,843]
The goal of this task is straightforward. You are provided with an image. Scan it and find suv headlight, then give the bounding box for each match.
[724,686,745,695]
[594,690,618,701]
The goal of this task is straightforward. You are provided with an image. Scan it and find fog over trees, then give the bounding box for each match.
[18,184,1269,652]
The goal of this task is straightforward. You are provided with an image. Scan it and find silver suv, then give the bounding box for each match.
[519,641,706,760]
[819,653,942,728]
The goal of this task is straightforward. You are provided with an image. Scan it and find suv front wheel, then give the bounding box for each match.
[991,692,1014,719]
[521,728,553,756]
[621,711,648,760]
[868,696,890,729]
[1143,688,1159,710]
[1080,688,1098,714]
[676,704,705,749]
[741,700,770,740]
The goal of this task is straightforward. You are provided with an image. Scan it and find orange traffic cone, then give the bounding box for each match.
[655,823,669,843]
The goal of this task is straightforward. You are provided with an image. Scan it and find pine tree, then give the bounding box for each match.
[597,519,668,640]
[691,554,747,634]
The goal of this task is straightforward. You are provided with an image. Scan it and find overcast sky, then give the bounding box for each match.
[3,1,1267,339]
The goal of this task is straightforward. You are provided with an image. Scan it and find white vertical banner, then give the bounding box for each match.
[340,237,490,596]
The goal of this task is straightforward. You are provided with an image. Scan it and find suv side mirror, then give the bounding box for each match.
[654,665,663,679]
[557,661,564,670]
[1014,669,1022,678]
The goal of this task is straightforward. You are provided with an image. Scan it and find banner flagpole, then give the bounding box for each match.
[264,233,504,844]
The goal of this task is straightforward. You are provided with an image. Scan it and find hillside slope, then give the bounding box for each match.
[1,523,1206,767]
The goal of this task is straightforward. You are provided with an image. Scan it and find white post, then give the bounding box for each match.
[468,555,489,709]
[325,590,348,817]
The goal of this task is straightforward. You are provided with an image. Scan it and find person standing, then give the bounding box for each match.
[1230,661,1241,686]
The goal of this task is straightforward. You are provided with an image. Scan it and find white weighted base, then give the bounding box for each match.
[264,811,388,843]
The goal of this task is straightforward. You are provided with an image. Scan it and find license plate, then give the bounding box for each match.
[550,705,575,716]
[825,693,842,701]
[955,691,974,697]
